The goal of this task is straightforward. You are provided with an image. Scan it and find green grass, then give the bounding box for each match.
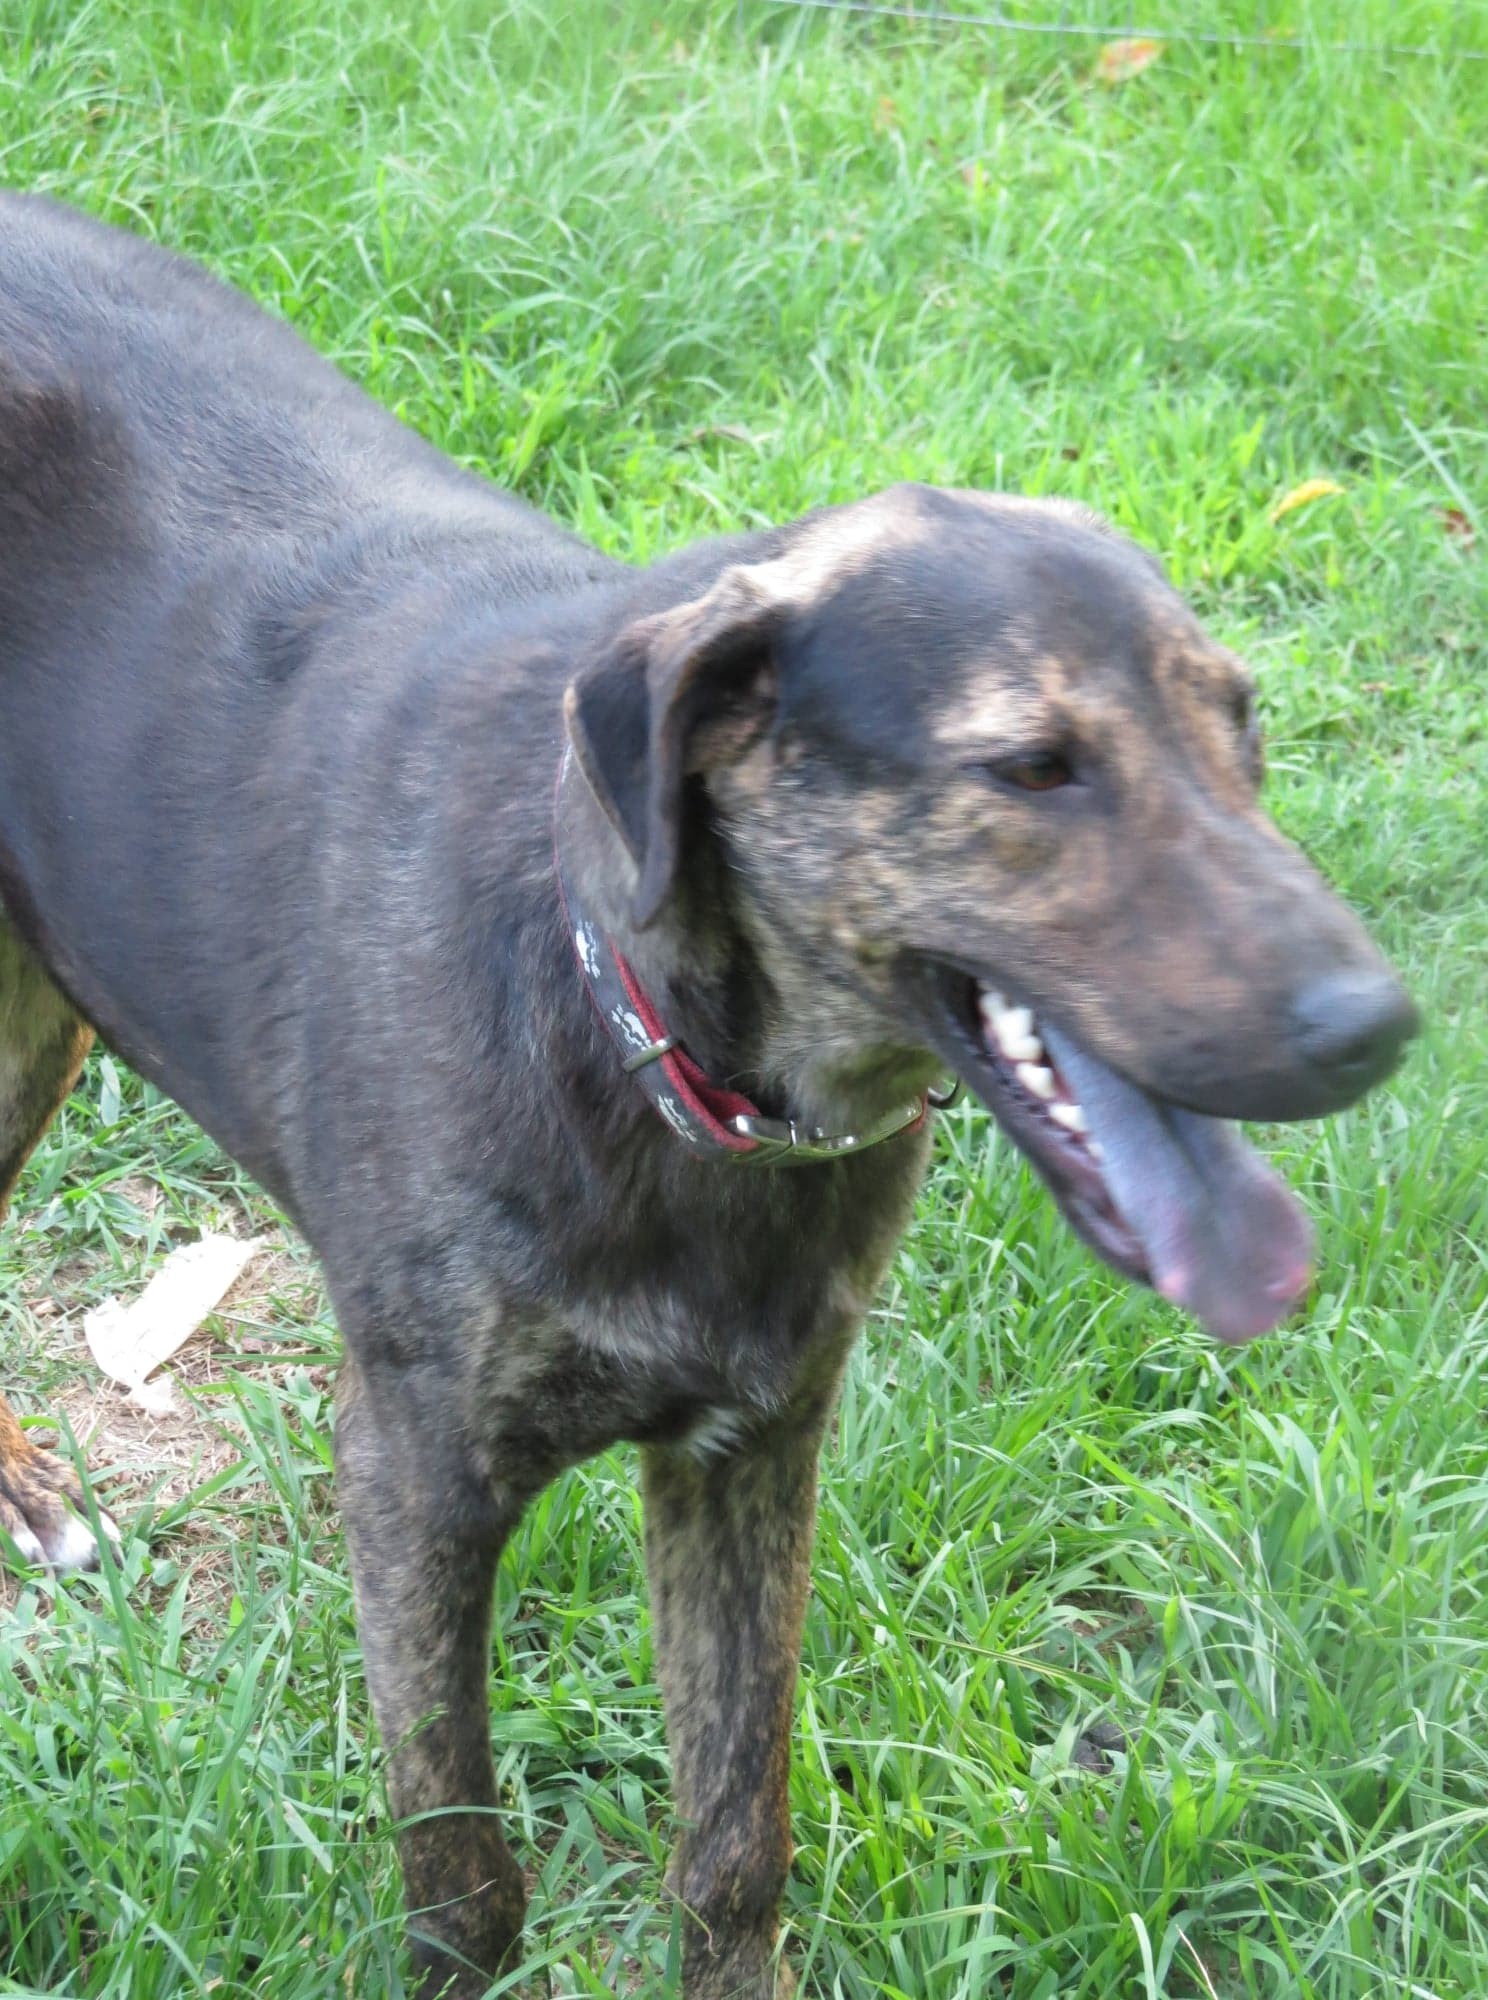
[2,1,1486,1994]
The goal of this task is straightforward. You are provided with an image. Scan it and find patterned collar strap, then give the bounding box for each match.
[553,748,943,1164]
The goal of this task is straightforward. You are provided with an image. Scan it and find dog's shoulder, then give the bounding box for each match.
[0,351,139,595]
[0,347,90,470]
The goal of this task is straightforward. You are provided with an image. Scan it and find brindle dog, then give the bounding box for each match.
[0,193,1416,1998]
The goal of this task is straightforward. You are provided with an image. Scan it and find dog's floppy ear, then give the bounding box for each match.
[563,567,783,928]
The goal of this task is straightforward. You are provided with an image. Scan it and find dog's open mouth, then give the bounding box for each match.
[918,968,1315,1344]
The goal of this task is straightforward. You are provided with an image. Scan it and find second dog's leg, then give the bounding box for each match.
[0,919,113,1570]
[642,1396,838,2000]
[335,1361,529,1998]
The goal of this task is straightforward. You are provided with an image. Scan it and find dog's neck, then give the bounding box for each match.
[553,746,940,1140]
[555,744,774,1099]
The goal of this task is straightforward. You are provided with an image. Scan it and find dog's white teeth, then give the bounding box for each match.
[978,990,1047,1059]
[993,1009,1043,1064]
[977,984,1106,1165]
[1015,1061,1058,1101]
[980,988,1074,1087]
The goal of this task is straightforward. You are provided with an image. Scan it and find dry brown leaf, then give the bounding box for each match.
[1441,506,1476,548]
[874,93,898,134]
[84,1233,270,1413]
[1269,478,1344,524]
[1094,38,1165,84]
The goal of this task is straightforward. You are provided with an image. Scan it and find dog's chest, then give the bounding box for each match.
[425,1115,930,1483]
[545,1149,923,1445]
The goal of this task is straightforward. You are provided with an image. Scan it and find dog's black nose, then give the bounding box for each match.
[1290,970,1419,1094]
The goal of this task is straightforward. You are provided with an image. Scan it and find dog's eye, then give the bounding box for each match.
[990,751,1074,793]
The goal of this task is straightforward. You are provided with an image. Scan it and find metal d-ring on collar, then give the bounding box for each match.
[554,745,963,1165]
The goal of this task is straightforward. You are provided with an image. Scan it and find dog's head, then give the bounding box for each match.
[565,484,1417,1343]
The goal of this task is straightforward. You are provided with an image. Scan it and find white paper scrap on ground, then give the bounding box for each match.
[84,1234,269,1414]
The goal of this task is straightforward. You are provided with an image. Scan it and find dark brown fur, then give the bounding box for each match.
[0,195,1413,1997]
[0,924,100,1567]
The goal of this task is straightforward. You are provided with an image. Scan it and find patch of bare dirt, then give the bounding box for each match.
[5,1226,336,1607]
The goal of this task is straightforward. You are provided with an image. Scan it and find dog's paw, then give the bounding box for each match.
[0,1436,119,1573]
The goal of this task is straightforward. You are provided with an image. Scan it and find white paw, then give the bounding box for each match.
[6,1520,45,1565]
[50,1506,117,1572]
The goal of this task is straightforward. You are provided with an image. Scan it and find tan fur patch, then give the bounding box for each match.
[740,485,937,608]
[0,924,94,1218]
[929,646,1071,757]
[948,489,1119,540]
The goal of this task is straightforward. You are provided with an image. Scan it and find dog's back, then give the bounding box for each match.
[0,193,611,1189]
[0,191,505,541]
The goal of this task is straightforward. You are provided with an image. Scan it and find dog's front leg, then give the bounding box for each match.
[642,1394,837,2000]
[335,1360,528,1998]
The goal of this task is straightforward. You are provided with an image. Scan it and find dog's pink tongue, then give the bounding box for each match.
[1045,1031,1314,1343]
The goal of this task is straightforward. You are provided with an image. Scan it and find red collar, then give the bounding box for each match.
[553,748,947,1163]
